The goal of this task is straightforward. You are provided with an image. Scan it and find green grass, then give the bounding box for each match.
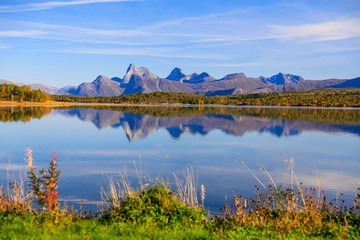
[1,211,359,239]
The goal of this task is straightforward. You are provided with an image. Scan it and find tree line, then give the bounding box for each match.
[0,84,51,102]
[53,88,360,107]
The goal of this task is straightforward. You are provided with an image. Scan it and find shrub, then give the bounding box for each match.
[103,184,206,227]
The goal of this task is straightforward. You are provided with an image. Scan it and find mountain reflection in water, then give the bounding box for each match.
[1,105,359,212]
[55,107,360,141]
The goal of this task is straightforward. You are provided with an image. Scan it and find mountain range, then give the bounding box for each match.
[1,64,360,97]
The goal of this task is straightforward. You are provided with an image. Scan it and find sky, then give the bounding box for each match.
[0,0,359,87]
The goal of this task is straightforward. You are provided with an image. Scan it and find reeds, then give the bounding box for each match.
[0,154,32,213]
[99,166,135,211]
[173,167,200,208]
[100,165,203,212]
[0,175,32,213]
[215,156,360,235]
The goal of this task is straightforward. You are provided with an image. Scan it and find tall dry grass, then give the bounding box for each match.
[173,167,199,207]
[0,152,32,213]
[99,166,136,211]
[100,164,203,213]
[215,156,360,234]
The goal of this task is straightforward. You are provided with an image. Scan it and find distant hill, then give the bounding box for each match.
[1,64,359,96]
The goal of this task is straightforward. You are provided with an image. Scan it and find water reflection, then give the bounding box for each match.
[0,106,359,211]
[0,107,51,122]
[55,107,360,141]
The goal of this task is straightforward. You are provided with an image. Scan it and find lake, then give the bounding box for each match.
[0,105,359,212]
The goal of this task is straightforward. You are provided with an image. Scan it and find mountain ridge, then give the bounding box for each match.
[1,64,359,96]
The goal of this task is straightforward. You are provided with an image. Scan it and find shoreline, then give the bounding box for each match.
[1,100,359,110]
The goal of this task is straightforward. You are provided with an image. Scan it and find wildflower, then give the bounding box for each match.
[83,235,87,239]
[219,229,223,233]
[204,218,208,223]
[231,222,234,225]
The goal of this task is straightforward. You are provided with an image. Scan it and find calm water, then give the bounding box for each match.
[1,106,359,212]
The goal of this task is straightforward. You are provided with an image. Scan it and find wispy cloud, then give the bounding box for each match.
[200,62,263,67]
[271,18,360,42]
[55,48,217,59]
[143,9,246,31]
[0,20,202,46]
[0,0,139,13]
[0,30,44,37]
[1,8,359,65]
[0,45,9,50]
[5,14,358,48]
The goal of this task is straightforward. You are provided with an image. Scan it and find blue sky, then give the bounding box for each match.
[0,0,359,87]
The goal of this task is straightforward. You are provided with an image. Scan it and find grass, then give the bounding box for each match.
[0,152,359,239]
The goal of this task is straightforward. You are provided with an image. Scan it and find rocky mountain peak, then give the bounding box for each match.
[267,72,304,85]
[166,67,188,81]
[123,64,158,84]
[223,73,247,80]
[198,72,210,78]
[96,74,107,79]
[259,73,304,85]
[126,63,135,72]
[93,75,112,83]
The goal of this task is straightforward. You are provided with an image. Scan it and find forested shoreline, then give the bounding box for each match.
[53,88,360,107]
[1,83,360,107]
[0,84,51,102]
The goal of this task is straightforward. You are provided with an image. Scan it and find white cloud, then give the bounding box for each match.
[5,14,358,49]
[311,46,360,54]
[0,30,44,37]
[0,20,197,46]
[200,62,263,67]
[271,18,360,42]
[143,9,246,31]
[55,48,217,59]
[0,0,139,13]
[1,8,359,65]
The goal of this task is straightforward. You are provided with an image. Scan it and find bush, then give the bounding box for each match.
[104,184,206,227]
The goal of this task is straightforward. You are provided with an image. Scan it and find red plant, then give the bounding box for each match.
[28,151,61,213]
